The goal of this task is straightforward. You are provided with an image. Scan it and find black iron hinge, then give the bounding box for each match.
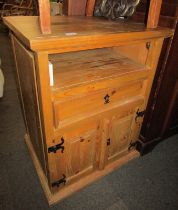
[128,140,146,156]
[135,109,145,122]
[48,137,65,153]
[51,174,66,188]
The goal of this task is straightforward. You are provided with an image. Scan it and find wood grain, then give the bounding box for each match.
[5,12,173,205]
[53,81,144,127]
[38,0,51,34]
[25,133,139,206]
[49,48,147,90]
[147,0,162,28]
[12,35,47,175]
[63,0,88,16]
[86,0,96,16]
[3,16,173,52]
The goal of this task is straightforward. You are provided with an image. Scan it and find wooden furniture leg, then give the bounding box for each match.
[86,0,96,16]
[147,0,162,28]
[38,0,51,34]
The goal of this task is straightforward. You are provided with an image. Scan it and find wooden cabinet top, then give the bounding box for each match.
[4,16,173,52]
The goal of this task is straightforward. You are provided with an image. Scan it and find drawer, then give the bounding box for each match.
[53,80,145,128]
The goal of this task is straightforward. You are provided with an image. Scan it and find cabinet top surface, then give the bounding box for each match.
[4,16,173,52]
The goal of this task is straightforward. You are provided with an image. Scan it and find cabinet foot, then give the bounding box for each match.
[129,136,162,155]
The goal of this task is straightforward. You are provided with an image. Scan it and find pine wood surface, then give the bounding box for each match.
[53,81,144,126]
[38,0,51,34]
[3,16,173,52]
[147,0,162,28]
[49,48,147,90]
[11,35,48,175]
[63,0,88,16]
[6,12,174,205]
[86,0,96,16]
[25,133,140,205]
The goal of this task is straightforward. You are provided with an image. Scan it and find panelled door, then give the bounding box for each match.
[49,123,99,190]
[99,103,144,169]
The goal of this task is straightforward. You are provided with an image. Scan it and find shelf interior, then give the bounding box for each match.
[49,48,146,91]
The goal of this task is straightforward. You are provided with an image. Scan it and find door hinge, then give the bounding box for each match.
[51,174,66,188]
[48,137,65,153]
[135,109,145,122]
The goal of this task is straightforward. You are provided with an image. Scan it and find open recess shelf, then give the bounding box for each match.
[49,48,147,91]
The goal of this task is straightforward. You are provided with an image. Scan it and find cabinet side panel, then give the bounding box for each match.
[11,35,47,175]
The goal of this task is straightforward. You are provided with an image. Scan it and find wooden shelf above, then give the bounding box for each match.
[49,48,147,91]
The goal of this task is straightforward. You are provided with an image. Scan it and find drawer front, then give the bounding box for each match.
[53,80,145,128]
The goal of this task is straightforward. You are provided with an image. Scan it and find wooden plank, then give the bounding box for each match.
[114,42,149,65]
[12,35,48,175]
[55,96,144,131]
[99,118,109,169]
[34,52,63,186]
[86,0,96,16]
[25,133,139,206]
[53,81,144,126]
[144,38,164,106]
[34,52,54,145]
[147,0,162,28]
[52,70,149,101]
[38,0,51,34]
[3,16,173,52]
[10,34,28,132]
[49,48,146,90]
[63,0,88,16]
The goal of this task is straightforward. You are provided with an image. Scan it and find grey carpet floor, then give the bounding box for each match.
[0,31,178,210]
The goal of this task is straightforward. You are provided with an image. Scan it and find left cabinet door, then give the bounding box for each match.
[50,126,98,189]
[66,130,97,181]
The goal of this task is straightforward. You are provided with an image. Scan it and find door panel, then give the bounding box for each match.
[100,103,144,167]
[12,35,47,174]
[51,129,97,188]
[66,130,96,179]
[108,115,133,161]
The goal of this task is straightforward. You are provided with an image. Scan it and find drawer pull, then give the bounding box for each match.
[104,94,110,104]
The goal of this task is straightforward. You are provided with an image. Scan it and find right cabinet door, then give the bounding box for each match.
[100,103,144,168]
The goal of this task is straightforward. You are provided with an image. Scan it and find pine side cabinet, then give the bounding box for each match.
[3,16,173,205]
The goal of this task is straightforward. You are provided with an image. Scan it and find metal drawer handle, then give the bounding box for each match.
[104,94,110,104]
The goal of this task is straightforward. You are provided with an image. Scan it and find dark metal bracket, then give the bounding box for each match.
[135,109,145,122]
[48,137,65,153]
[51,174,66,188]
